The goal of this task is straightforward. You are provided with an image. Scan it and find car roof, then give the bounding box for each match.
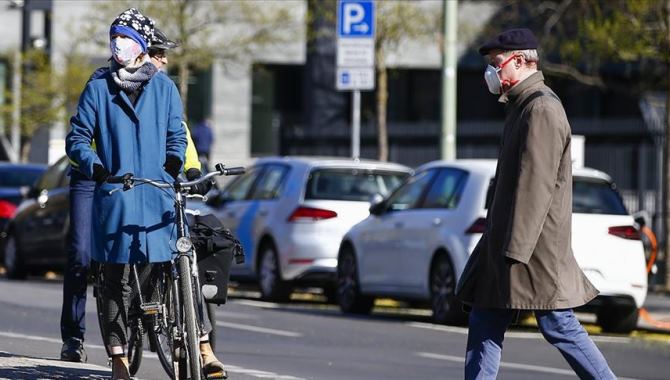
[253,156,412,172]
[417,159,613,182]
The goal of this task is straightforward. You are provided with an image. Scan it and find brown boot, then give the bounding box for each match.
[110,355,130,380]
[200,341,227,379]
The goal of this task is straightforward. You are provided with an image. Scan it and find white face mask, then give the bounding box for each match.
[484,65,502,95]
[110,37,142,67]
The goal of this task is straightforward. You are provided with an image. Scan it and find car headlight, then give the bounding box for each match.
[176,237,193,253]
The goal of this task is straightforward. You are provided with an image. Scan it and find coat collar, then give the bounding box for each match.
[109,75,156,122]
[502,71,545,112]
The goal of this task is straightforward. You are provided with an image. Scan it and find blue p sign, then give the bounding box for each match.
[338,0,374,38]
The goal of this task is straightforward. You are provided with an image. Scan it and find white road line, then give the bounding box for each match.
[216,321,303,337]
[232,299,282,309]
[0,331,306,380]
[416,352,641,380]
[406,322,633,343]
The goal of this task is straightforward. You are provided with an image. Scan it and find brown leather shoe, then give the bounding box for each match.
[110,355,130,380]
[201,342,228,379]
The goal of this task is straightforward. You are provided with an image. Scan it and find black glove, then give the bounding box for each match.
[186,168,213,195]
[92,164,111,184]
[164,155,183,180]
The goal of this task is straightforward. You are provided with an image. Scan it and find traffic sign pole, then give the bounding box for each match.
[352,90,361,159]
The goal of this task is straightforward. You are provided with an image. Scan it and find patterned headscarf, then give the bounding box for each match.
[110,8,155,53]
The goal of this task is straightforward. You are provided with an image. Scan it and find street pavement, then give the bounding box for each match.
[0,278,669,379]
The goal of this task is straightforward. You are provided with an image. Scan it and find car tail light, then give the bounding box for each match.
[0,200,17,219]
[288,206,337,222]
[608,226,641,240]
[466,217,487,234]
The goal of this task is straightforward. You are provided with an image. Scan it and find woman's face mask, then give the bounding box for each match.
[484,54,517,95]
[110,36,142,67]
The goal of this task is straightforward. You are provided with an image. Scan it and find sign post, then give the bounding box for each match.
[336,0,375,160]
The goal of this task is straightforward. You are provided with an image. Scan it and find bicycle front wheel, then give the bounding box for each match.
[148,265,176,379]
[179,255,202,380]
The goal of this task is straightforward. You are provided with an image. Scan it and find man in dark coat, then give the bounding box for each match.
[455,28,615,379]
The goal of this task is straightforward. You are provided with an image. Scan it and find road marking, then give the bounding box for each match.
[406,322,633,343]
[0,331,305,380]
[232,299,282,309]
[216,321,302,337]
[416,352,641,380]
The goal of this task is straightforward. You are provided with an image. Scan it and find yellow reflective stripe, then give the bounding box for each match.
[183,121,202,172]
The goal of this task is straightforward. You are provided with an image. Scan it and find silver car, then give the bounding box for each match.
[206,156,411,301]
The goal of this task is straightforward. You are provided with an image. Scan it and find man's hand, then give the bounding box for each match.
[92,164,111,184]
[186,168,213,195]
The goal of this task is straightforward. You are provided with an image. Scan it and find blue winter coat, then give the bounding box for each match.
[66,71,186,264]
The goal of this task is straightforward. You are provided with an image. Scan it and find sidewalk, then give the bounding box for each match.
[0,351,113,380]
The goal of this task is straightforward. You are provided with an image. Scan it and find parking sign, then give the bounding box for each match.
[338,0,375,38]
[336,0,375,91]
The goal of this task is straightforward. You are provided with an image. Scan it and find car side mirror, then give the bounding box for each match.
[369,195,386,216]
[205,191,231,208]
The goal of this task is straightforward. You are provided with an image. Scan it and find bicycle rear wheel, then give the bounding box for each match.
[179,255,202,380]
[92,261,112,358]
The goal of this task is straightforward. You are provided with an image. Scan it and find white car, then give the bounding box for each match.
[206,156,411,301]
[338,159,647,333]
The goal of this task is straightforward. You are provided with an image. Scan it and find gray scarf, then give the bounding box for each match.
[111,59,158,93]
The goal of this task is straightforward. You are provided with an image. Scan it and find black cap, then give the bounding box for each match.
[478,28,538,56]
[149,27,179,51]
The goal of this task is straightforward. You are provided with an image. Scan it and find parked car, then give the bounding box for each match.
[1,156,214,279]
[338,159,647,333]
[0,162,47,233]
[206,156,412,301]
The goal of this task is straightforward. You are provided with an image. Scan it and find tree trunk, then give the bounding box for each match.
[376,51,388,162]
[179,62,190,121]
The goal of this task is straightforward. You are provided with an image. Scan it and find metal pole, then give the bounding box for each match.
[11,51,21,163]
[352,90,361,159]
[440,0,458,160]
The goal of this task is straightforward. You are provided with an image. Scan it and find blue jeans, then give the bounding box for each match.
[465,308,616,380]
[60,170,95,342]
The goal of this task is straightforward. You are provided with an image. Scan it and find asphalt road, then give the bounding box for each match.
[0,278,669,380]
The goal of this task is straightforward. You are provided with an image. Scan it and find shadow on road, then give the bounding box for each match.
[0,352,109,379]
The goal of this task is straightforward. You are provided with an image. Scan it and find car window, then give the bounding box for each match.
[305,168,407,202]
[573,178,628,215]
[385,169,436,212]
[251,164,290,200]
[423,168,469,209]
[36,157,69,190]
[0,167,45,188]
[223,168,261,201]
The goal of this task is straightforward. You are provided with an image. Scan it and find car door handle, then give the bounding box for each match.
[394,222,404,228]
[432,218,442,227]
[226,212,237,218]
[258,210,268,217]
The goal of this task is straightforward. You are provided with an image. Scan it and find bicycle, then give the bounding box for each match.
[93,163,244,380]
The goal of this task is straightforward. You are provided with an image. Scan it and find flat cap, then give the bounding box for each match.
[478,28,538,56]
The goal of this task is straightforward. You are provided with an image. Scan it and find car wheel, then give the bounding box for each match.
[4,232,27,280]
[430,253,466,325]
[597,306,639,334]
[337,246,373,315]
[258,243,292,302]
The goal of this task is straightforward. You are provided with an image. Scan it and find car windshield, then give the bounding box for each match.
[0,168,44,188]
[573,177,627,215]
[483,176,628,215]
[305,168,407,202]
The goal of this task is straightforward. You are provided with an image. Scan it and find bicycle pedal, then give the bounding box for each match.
[140,302,162,315]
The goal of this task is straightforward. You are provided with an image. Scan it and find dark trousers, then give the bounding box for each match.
[60,170,95,342]
[103,263,214,351]
[465,307,616,380]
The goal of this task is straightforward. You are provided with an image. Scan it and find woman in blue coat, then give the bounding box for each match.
[65,9,185,379]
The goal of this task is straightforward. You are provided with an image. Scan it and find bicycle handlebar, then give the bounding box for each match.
[106,163,245,193]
